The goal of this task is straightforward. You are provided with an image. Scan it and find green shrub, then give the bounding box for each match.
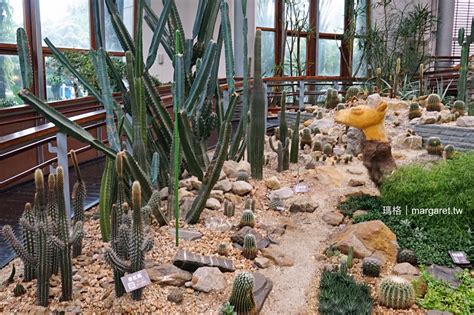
[418,268,474,314]
[338,195,382,217]
[318,269,373,314]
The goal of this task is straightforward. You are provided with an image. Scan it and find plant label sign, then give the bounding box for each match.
[121,269,151,293]
[448,251,471,267]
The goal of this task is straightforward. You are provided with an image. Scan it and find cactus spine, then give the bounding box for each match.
[242,234,257,260]
[378,276,416,309]
[228,272,256,315]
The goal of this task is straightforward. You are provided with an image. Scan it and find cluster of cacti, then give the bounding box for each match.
[300,127,313,150]
[242,234,257,260]
[443,144,456,159]
[456,17,474,102]
[426,137,443,155]
[408,103,422,120]
[346,86,363,101]
[217,243,229,256]
[269,92,290,172]
[318,269,373,314]
[362,257,381,277]
[268,195,284,210]
[343,155,353,164]
[323,143,333,156]
[2,164,85,306]
[228,272,256,314]
[452,100,465,116]
[223,200,235,217]
[105,181,154,300]
[397,249,418,266]
[237,169,250,182]
[239,210,255,228]
[378,276,416,309]
[325,88,339,109]
[244,198,256,212]
[426,93,442,112]
[13,283,26,297]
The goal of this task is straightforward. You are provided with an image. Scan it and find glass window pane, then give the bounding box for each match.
[319,0,345,34]
[40,0,90,49]
[45,55,85,101]
[256,0,275,28]
[0,55,22,107]
[286,0,310,32]
[105,0,134,51]
[318,39,340,76]
[261,31,275,77]
[284,36,307,76]
[0,0,24,43]
[352,38,366,77]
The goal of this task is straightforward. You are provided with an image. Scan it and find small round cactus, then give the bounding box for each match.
[408,103,422,120]
[300,127,313,149]
[397,249,418,266]
[312,126,320,135]
[426,93,442,112]
[228,272,256,314]
[325,88,339,109]
[346,85,362,100]
[268,195,284,210]
[323,143,333,156]
[336,103,346,111]
[378,276,416,309]
[313,140,323,152]
[305,160,316,169]
[362,257,381,277]
[236,169,250,182]
[427,137,443,155]
[242,234,257,260]
[443,144,455,159]
[239,210,255,228]
[244,198,256,212]
[217,243,229,256]
[452,100,465,116]
[316,111,324,119]
[13,283,26,297]
[223,200,235,217]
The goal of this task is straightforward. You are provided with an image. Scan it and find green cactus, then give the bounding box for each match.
[452,100,465,116]
[290,110,301,163]
[17,28,33,89]
[244,198,256,212]
[300,127,312,150]
[443,144,455,159]
[419,64,425,96]
[269,137,290,172]
[248,29,266,180]
[362,257,381,277]
[217,243,229,256]
[325,88,339,109]
[392,58,401,98]
[347,246,354,268]
[426,93,442,112]
[239,210,255,228]
[323,143,333,156]
[456,18,474,102]
[397,249,418,266]
[228,272,256,315]
[408,103,422,120]
[13,283,26,297]
[237,169,250,182]
[346,86,362,100]
[378,276,416,309]
[339,261,348,274]
[268,195,284,210]
[313,141,323,152]
[242,234,257,260]
[468,101,474,116]
[223,200,235,217]
[105,181,154,300]
[70,151,86,258]
[427,137,443,156]
[19,202,36,281]
[316,111,323,120]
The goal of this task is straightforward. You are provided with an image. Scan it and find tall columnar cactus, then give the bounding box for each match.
[468,102,474,116]
[16,27,33,89]
[70,151,86,257]
[290,110,301,163]
[392,57,401,98]
[378,276,416,309]
[105,181,154,300]
[325,88,339,109]
[457,17,474,102]
[419,64,424,97]
[375,67,382,92]
[20,203,36,281]
[269,92,290,171]
[228,272,256,315]
[223,200,235,217]
[242,234,257,260]
[248,29,265,180]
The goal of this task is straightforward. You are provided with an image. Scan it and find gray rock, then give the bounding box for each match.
[289,198,318,213]
[167,288,184,304]
[252,273,273,313]
[210,190,224,202]
[172,249,235,272]
[205,198,221,210]
[322,211,344,226]
[254,257,273,269]
[148,263,192,286]
[393,262,420,277]
[346,127,364,156]
[456,116,474,127]
[160,187,169,200]
[427,265,463,288]
[261,246,294,266]
[168,228,202,241]
[270,187,294,200]
[231,226,270,249]
[367,93,381,107]
[215,179,232,192]
[204,216,233,231]
[191,267,225,293]
[179,178,193,190]
[190,176,202,190]
[232,181,253,196]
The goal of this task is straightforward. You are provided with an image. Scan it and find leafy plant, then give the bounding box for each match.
[338,194,382,217]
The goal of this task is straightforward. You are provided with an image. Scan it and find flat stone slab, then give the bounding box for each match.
[168,228,203,241]
[427,264,463,288]
[148,263,192,286]
[172,249,235,272]
[252,272,273,313]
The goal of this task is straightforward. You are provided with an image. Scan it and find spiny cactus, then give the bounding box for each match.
[362,257,381,277]
[427,137,443,156]
[70,150,86,258]
[268,195,284,211]
[346,86,362,100]
[300,127,312,150]
[290,110,301,163]
[316,111,324,120]
[239,210,255,228]
[452,100,465,116]
[228,272,256,315]
[443,144,455,159]
[244,198,256,212]
[19,203,36,281]
[336,103,346,111]
[223,200,235,217]
[236,169,250,182]
[311,126,320,135]
[313,140,323,152]
[408,103,422,120]
[217,243,229,256]
[426,94,442,112]
[13,283,26,297]
[323,143,333,156]
[456,18,474,102]
[242,234,257,260]
[269,137,290,172]
[397,249,418,266]
[378,276,416,309]
[468,101,474,116]
[325,88,339,109]
[105,181,154,300]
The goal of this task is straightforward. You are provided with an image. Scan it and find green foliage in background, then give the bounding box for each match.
[338,194,382,217]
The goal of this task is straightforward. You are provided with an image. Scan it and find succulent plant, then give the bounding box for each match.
[244,198,256,212]
[13,283,26,297]
[300,127,313,150]
[236,169,250,182]
[239,210,255,228]
[269,137,290,172]
[426,93,442,111]
[268,195,284,210]
[336,103,346,111]
[443,144,455,159]
[347,246,354,268]
[323,143,333,156]
[217,243,229,256]
[220,302,236,315]
[242,234,257,260]
[468,101,474,116]
[316,111,324,120]
[339,261,348,274]
[325,88,339,109]
[408,103,422,120]
[362,257,381,277]
[313,140,323,152]
[426,137,443,155]
[397,249,418,266]
[378,276,416,309]
[312,126,320,135]
[452,100,465,116]
[228,272,256,314]
[223,200,235,217]
[346,85,362,100]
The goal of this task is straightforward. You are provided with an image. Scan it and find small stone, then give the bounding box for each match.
[261,247,294,267]
[190,176,202,190]
[367,93,381,107]
[205,198,221,210]
[289,197,318,213]
[167,288,184,304]
[210,190,224,202]
[223,160,239,178]
[348,179,365,187]
[254,257,273,269]
[270,187,294,200]
[215,179,232,192]
[352,210,368,218]
[232,181,253,196]
[224,193,242,205]
[148,263,192,286]
[160,187,169,200]
[179,178,193,190]
[322,211,344,226]
[393,262,420,277]
[427,265,463,288]
[456,116,474,127]
[168,228,203,241]
[420,113,438,124]
[191,267,225,293]
[265,176,281,190]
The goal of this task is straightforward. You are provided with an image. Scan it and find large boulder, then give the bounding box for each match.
[332,220,398,264]
[190,267,226,293]
[232,181,253,196]
[148,263,192,286]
